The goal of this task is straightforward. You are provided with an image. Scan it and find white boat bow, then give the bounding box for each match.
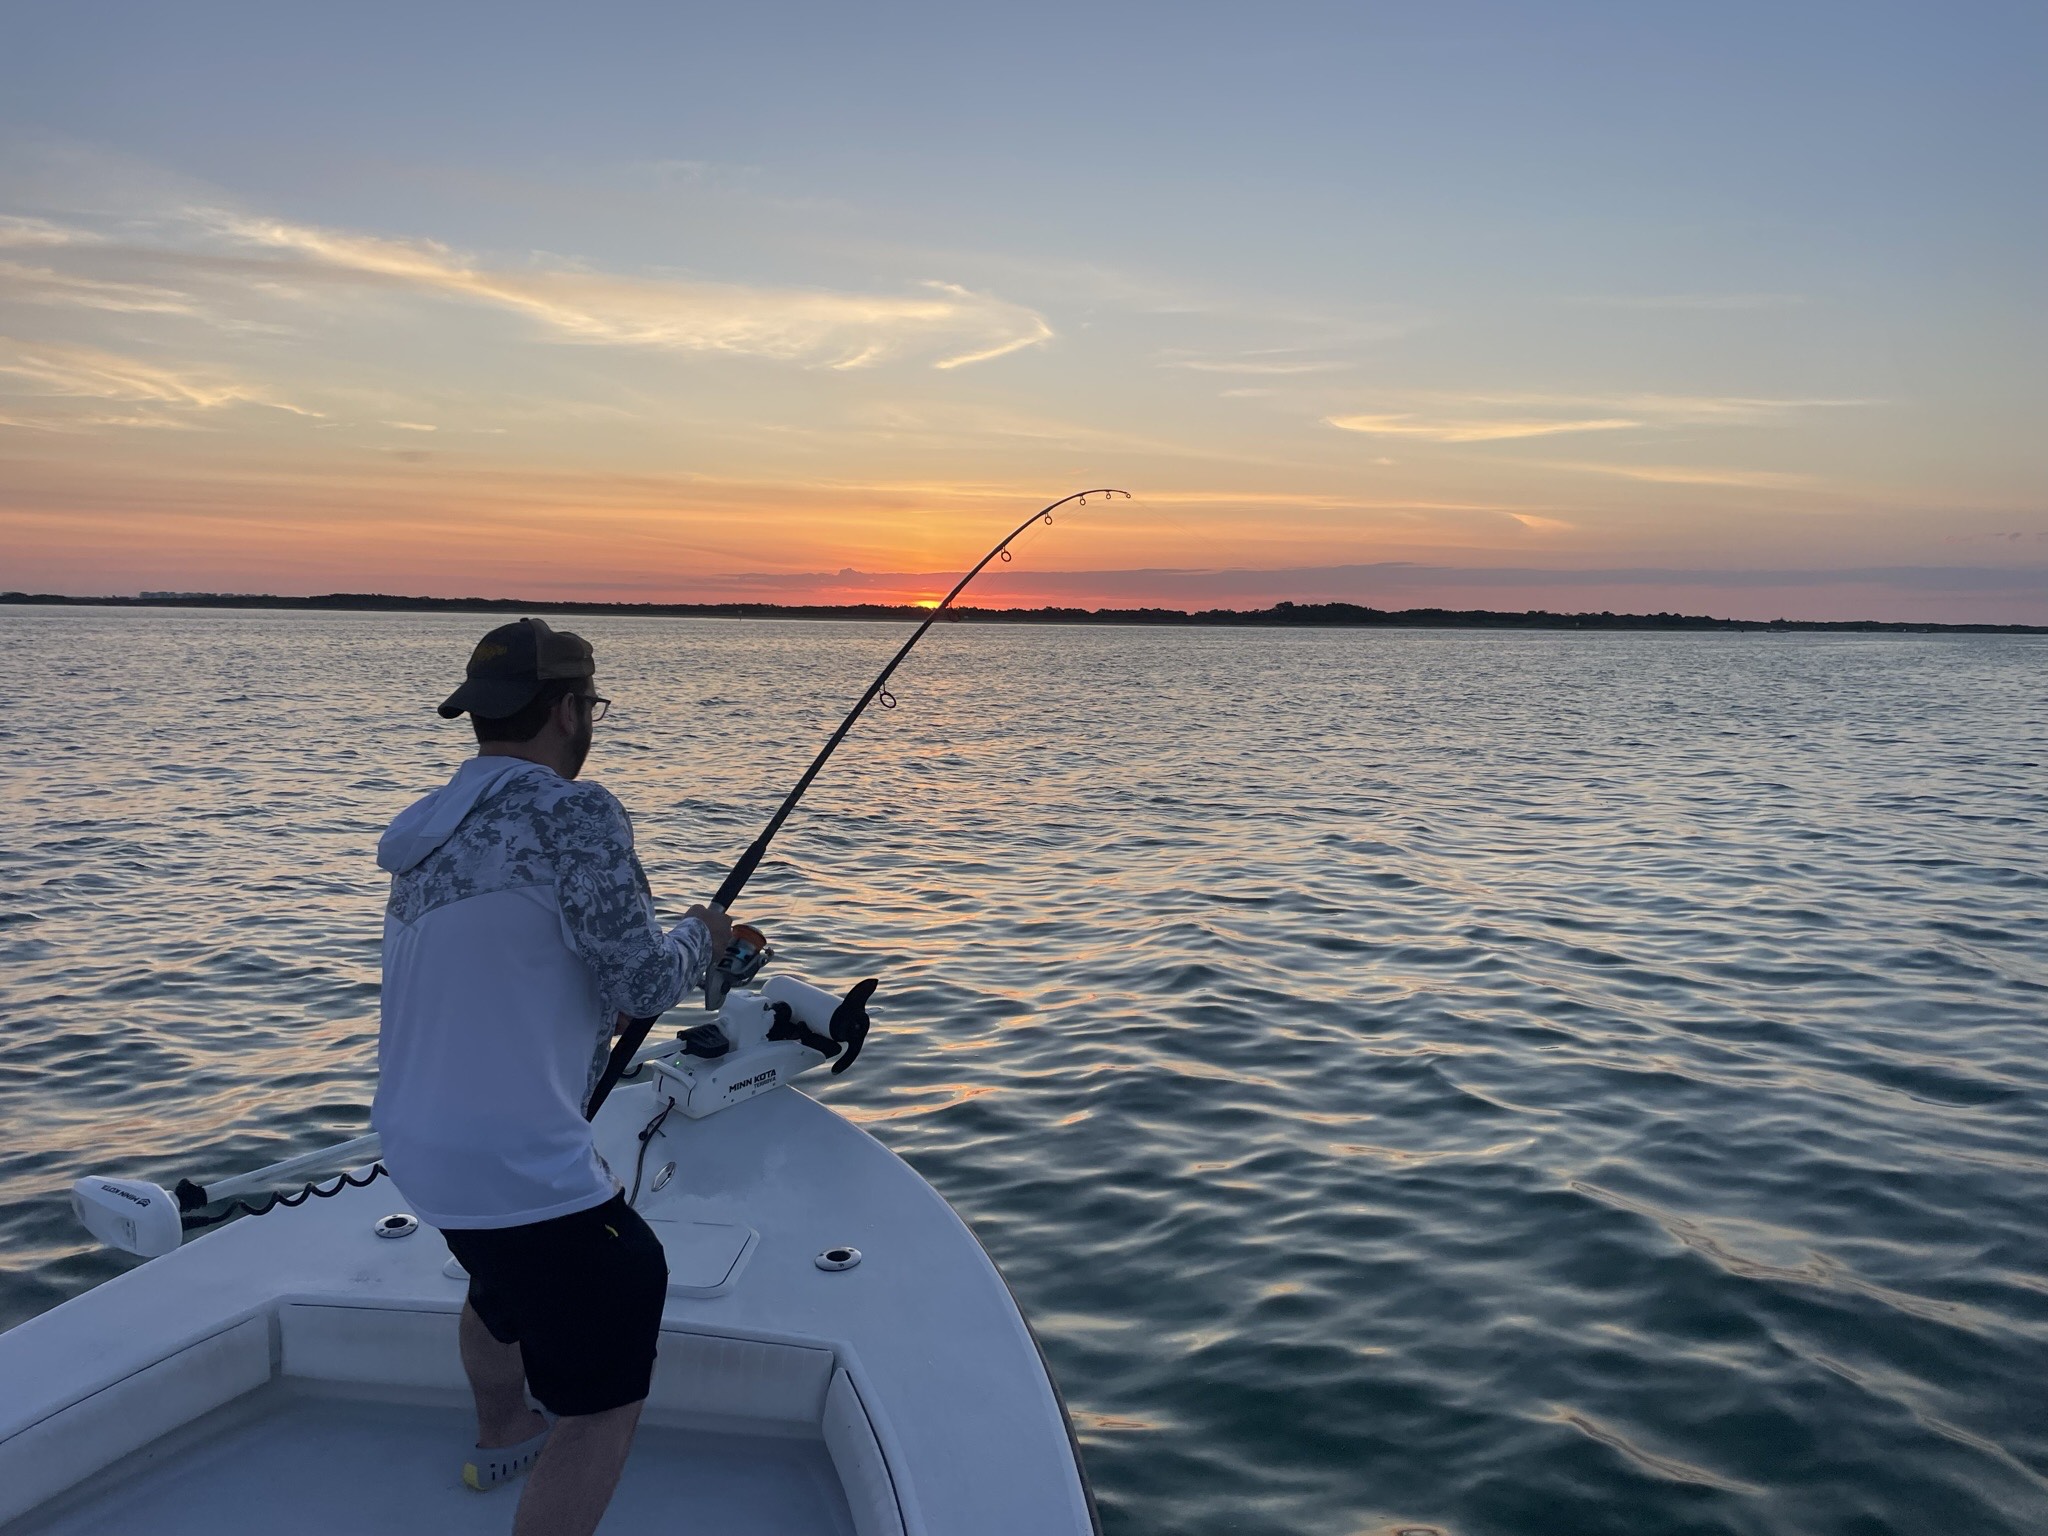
[0,979,1100,1535]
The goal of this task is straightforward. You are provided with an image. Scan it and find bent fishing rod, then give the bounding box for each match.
[585,486,1131,1117]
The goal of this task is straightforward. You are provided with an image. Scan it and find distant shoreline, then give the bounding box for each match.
[3,590,2042,635]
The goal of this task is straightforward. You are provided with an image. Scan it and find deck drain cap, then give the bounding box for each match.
[375,1213,419,1239]
[815,1245,861,1271]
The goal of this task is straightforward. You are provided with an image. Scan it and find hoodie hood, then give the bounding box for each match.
[377,756,551,874]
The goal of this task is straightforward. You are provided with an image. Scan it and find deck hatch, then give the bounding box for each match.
[644,1218,756,1297]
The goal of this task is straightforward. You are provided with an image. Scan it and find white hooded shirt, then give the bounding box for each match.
[371,756,710,1229]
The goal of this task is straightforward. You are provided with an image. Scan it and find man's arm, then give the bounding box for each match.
[551,787,720,1019]
[607,904,733,1035]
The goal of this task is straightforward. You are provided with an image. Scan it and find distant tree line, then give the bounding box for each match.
[3,590,2041,635]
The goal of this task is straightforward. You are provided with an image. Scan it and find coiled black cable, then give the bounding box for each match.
[178,1163,389,1231]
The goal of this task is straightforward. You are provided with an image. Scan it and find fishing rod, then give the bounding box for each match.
[585,487,1131,1118]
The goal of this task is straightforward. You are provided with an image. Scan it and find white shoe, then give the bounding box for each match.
[462,1424,550,1491]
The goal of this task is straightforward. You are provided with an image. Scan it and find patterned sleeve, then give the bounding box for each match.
[549,785,707,1017]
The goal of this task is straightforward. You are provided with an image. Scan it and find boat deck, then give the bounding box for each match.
[2,1082,1096,1534]
[11,1380,855,1536]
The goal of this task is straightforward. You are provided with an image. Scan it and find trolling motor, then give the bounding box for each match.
[71,1134,387,1258]
[647,975,879,1121]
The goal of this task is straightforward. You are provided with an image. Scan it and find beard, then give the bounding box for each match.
[564,714,593,779]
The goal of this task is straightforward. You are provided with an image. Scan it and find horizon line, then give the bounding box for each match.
[4,590,2043,636]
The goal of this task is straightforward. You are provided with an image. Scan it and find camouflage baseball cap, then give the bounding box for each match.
[437,616,595,720]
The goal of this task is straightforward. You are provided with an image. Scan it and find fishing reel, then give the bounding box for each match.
[705,923,771,1010]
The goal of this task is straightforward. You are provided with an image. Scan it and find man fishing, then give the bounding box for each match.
[371,616,730,1536]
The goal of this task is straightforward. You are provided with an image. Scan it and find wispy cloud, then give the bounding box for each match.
[194,209,1052,370]
[1328,413,1639,442]
[1169,357,1353,376]
[1446,391,1872,423]
[0,260,198,314]
[0,408,202,433]
[1536,460,1815,489]
[1323,391,1873,447]
[0,215,98,249]
[0,338,313,417]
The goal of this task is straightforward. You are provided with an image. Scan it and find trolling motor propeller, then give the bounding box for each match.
[760,976,878,1075]
[829,977,878,1076]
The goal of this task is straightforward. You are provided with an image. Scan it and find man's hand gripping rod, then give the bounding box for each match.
[585,488,1130,1118]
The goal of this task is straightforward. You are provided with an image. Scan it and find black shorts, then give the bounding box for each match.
[442,1192,669,1418]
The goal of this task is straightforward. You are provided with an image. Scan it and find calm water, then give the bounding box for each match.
[3,607,2046,1536]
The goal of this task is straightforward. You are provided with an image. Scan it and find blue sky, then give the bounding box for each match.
[3,2,2043,618]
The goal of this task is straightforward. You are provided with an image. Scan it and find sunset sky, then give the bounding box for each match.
[3,3,2044,620]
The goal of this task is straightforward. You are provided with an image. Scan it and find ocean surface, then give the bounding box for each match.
[3,605,2045,1536]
